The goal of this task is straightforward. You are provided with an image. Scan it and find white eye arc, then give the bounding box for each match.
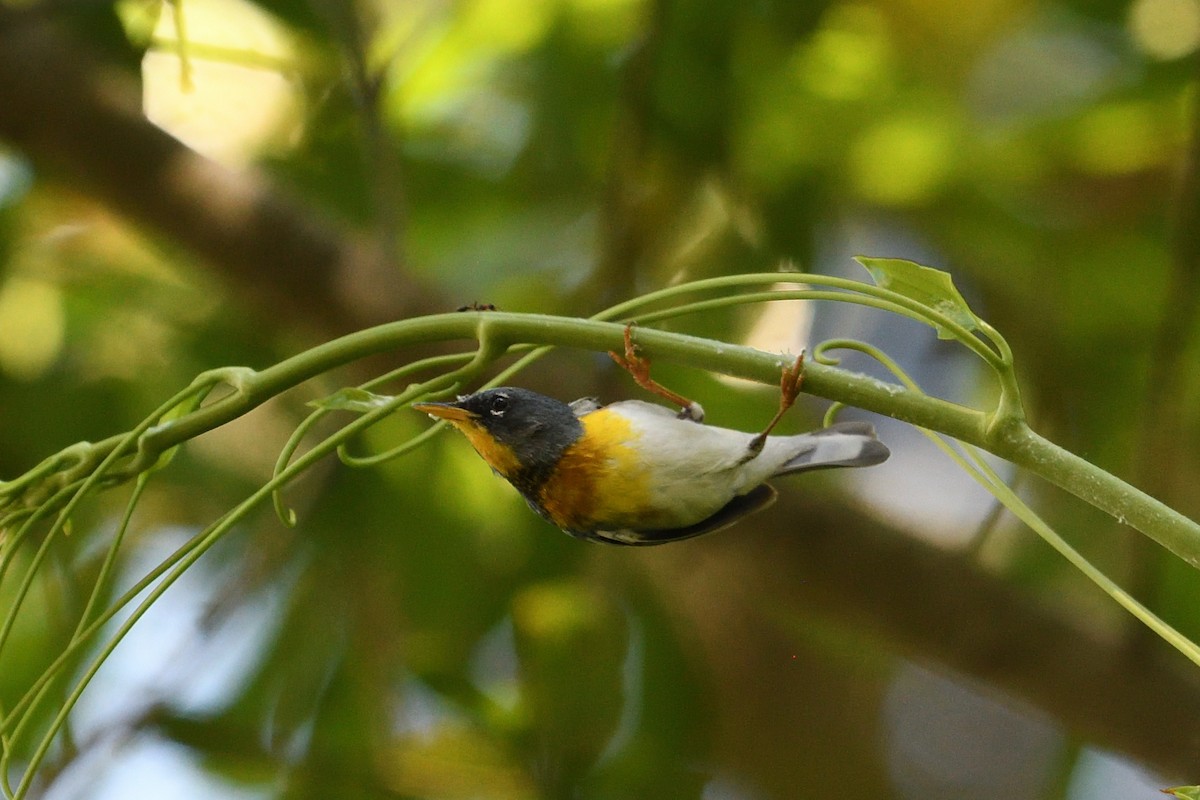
[489,394,510,416]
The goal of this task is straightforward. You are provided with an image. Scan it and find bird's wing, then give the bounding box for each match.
[596,399,679,419]
[605,399,780,482]
[579,483,779,546]
[603,398,706,423]
[568,396,604,416]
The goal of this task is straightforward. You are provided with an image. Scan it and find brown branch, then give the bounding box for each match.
[575,0,668,314]
[312,0,409,268]
[0,7,440,335]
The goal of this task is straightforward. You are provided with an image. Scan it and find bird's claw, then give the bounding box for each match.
[740,351,806,462]
[609,324,705,423]
[779,351,805,410]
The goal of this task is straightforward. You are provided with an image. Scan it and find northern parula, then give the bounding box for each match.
[412,332,889,545]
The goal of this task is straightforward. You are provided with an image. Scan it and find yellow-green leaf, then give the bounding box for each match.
[308,387,395,413]
[856,256,979,340]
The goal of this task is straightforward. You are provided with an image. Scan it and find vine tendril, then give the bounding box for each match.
[3,266,1196,797]
[812,338,1200,668]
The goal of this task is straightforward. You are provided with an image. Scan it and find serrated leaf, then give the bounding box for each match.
[1163,787,1200,800]
[307,387,395,413]
[856,256,979,340]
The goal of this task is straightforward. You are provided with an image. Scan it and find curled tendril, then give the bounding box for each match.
[332,380,462,469]
[812,341,1200,669]
[271,410,326,528]
[271,350,484,527]
[3,266,1196,797]
[821,401,848,428]
[310,340,557,481]
[338,419,448,468]
[0,271,1039,797]
[314,279,1003,485]
[814,338,925,391]
[596,275,1008,371]
[812,337,928,428]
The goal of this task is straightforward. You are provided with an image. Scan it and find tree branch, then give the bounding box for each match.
[0,7,439,334]
[4,312,1198,787]
[4,312,1195,570]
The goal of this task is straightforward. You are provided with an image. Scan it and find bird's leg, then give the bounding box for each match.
[744,351,805,458]
[609,324,705,422]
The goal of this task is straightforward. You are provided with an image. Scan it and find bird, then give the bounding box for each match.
[411,329,889,545]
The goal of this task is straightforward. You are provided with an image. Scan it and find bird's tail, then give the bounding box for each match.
[773,421,890,476]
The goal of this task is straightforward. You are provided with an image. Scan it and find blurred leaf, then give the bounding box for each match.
[1164,787,1200,799]
[69,0,148,71]
[248,0,329,37]
[511,580,626,793]
[379,726,536,799]
[4,0,1200,795]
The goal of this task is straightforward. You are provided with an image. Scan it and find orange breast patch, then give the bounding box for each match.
[536,408,650,532]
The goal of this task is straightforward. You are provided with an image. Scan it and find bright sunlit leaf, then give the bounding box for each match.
[0,275,65,381]
[848,114,957,205]
[139,0,300,165]
[1129,0,1200,59]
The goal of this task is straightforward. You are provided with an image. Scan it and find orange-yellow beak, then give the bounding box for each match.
[411,400,478,422]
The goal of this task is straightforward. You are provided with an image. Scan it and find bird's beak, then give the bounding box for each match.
[411,400,478,422]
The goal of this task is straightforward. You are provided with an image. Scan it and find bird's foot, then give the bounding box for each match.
[741,351,806,461]
[609,324,704,423]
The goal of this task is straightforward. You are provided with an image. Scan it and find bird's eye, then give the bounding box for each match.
[489,394,509,415]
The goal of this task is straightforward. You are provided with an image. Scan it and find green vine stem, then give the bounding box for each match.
[2,307,1197,569]
[0,307,1190,568]
[814,338,1200,667]
[2,267,1199,797]
[0,342,501,798]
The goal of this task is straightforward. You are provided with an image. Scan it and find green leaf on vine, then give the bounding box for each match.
[856,256,979,340]
[1163,787,1200,799]
[308,387,394,413]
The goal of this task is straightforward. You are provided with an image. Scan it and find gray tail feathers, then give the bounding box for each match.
[774,421,890,476]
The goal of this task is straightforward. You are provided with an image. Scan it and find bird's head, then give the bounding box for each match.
[412,387,583,478]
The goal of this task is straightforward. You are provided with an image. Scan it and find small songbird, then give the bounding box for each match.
[411,330,889,545]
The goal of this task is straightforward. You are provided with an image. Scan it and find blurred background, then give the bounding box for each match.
[1,0,1200,797]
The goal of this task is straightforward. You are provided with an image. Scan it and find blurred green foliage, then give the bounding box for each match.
[1,0,1199,797]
